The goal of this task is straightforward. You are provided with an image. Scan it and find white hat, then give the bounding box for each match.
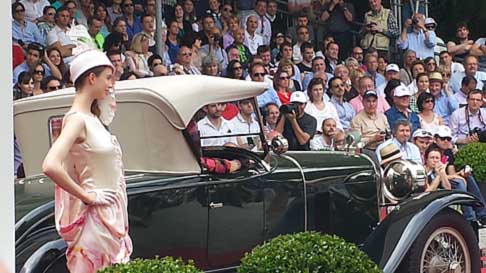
[70,50,114,83]
[290,91,307,103]
[412,129,433,139]
[425,18,437,26]
[386,64,400,73]
[394,85,411,97]
[434,125,452,139]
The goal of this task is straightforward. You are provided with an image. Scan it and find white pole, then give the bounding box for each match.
[0,1,14,273]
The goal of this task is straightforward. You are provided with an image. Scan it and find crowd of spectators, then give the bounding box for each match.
[10,0,486,221]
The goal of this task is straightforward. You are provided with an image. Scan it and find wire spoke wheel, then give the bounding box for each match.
[420,227,470,273]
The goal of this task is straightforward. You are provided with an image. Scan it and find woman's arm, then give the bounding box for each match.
[42,115,94,204]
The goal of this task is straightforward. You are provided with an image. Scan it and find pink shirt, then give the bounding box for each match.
[350,95,391,114]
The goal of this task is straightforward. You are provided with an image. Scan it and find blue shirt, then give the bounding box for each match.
[365,71,385,89]
[449,71,486,94]
[123,15,142,42]
[256,86,281,109]
[433,91,459,125]
[376,138,423,165]
[12,62,51,85]
[330,96,355,130]
[12,20,44,45]
[385,105,421,133]
[302,72,333,91]
[398,29,436,59]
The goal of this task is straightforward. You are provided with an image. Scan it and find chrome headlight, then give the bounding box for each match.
[383,160,427,202]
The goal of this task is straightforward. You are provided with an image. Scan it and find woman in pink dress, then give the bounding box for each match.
[42,50,132,273]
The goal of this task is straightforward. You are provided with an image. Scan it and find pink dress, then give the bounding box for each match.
[55,112,132,273]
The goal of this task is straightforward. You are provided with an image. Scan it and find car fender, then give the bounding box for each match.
[362,190,481,273]
[19,238,67,273]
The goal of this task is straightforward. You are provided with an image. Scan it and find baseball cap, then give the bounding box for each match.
[70,49,114,83]
[386,64,400,73]
[428,72,443,83]
[290,91,307,103]
[412,129,433,139]
[363,90,378,99]
[394,85,411,97]
[425,18,437,26]
[434,125,452,139]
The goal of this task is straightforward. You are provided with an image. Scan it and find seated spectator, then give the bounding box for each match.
[173,3,194,41]
[429,72,458,125]
[383,79,401,106]
[344,57,360,74]
[205,0,223,30]
[385,85,421,133]
[13,72,34,100]
[296,42,314,77]
[305,78,341,130]
[447,22,481,62]
[438,50,464,78]
[183,0,200,32]
[376,119,422,165]
[409,73,430,112]
[47,47,68,82]
[350,76,390,114]
[173,44,201,75]
[406,60,426,95]
[417,92,443,134]
[292,26,311,64]
[376,63,400,97]
[273,69,292,105]
[201,55,221,76]
[263,102,280,136]
[450,55,486,93]
[147,54,168,77]
[276,91,317,151]
[350,90,390,150]
[257,45,276,75]
[41,76,63,93]
[278,59,301,91]
[266,0,285,38]
[323,42,340,75]
[245,0,272,45]
[46,7,76,63]
[166,20,181,64]
[223,15,240,49]
[94,3,112,38]
[398,13,436,59]
[12,2,44,46]
[250,62,280,108]
[230,99,261,148]
[351,46,365,67]
[424,57,438,73]
[125,33,153,78]
[277,41,302,86]
[244,14,264,55]
[378,142,403,169]
[200,28,228,71]
[225,60,245,80]
[107,0,123,22]
[37,6,56,43]
[310,116,340,151]
[377,56,388,76]
[454,75,477,106]
[302,56,332,91]
[120,0,142,42]
[112,17,130,49]
[364,54,385,88]
[198,103,237,147]
[400,50,417,85]
[86,16,105,50]
[197,14,216,46]
[270,32,286,62]
[181,32,203,71]
[423,146,452,192]
[107,50,128,81]
[140,14,156,50]
[31,62,45,96]
[227,28,252,67]
[13,42,53,85]
[286,12,315,46]
[412,128,433,161]
[450,89,486,145]
[334,65,357,101]
[329,76,355,129]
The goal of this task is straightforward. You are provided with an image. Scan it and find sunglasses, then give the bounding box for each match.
[279,76,290,80]
[425,25,435,30]
[223,8,232,12]
[47,85,61,91]
[438,137,451,142]
[233,66,243,70]
[424,99,434,103]
[47,12,56,16]
[124,3,134,7]
[252,73,265,77]
[181,52,192,56]
[34,70,45,75]
[332,83,344,88]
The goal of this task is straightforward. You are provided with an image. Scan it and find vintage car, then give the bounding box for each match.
[14,75,484,273]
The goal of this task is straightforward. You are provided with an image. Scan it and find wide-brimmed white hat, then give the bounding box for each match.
[70,49,114,83]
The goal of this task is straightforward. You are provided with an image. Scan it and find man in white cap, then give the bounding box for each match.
[398,12,436,60]
[376,63,401,96]
[385,84,421,133]
[276,91,317,151]
[424,18,446,62]
[412,128,433,162]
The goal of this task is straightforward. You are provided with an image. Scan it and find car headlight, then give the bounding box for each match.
[383,160,427,202]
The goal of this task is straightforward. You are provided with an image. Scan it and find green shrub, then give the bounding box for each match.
[97,256,203,273]
[455,142,486,182]
[238,231,382,273]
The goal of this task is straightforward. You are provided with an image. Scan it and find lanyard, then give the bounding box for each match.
[466,106,486,134]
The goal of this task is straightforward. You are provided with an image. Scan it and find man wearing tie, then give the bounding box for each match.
[245,0,272,45]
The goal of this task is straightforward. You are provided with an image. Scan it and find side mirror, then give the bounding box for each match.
[269,135,288,155]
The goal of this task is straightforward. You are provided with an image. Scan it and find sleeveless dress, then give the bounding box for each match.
[55,111,132,273]
[419,113,441,134]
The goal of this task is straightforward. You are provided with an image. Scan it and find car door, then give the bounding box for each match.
[127,175,210,269]
[206,174,265,269]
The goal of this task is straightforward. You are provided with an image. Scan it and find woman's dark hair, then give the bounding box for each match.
[17,71,32,85]
[41,75,62,91]
[147,54,163,67]
[14,72,33,100]
[47,47,67,79]
[74,66,111,117]
[94,2,112,32]
[415,72,428,82]
[417,92,435,112]
[113,17,126,29]
[104,31,124,52]
[384,79,402,106]
[226,60,243,79]
[424,144,442,163]
[307,77,325,102]
[12,2,25,17]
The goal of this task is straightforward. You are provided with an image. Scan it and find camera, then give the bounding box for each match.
[381,129,392,140]
[463,165,473,174]
[411,17,419,25]
[279,103,300,115]
[470,127,486,142]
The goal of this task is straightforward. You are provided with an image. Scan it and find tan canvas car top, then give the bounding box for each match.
[14,75,267,177]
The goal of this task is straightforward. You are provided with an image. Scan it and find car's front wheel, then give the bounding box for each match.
[399,208,480,273]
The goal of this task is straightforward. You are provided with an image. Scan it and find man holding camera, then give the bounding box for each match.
[276,91,317,151]
[450,89,486,145]
[398,13,436,60]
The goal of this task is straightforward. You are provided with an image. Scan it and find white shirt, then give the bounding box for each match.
[450,71,486,94]
[230,113,260,134]
[20,0,50,22]
[310,135,334,151]
[197,117,236,147]
[376,81,387,97]
[292,43,303,64]
[244,30,264,55]
[304,102,343,130]
[46,25,77,63]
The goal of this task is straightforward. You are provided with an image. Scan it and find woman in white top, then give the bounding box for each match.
[409,73,429,112]
[125,33,153,78]
[304,78,342,131]
[418,92,443,134]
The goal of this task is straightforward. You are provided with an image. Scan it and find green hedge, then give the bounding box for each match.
[97,257,202,273]
[455,142,486,182]
[238,231,382,273]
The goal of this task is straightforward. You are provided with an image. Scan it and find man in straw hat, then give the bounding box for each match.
[378,142,403,169]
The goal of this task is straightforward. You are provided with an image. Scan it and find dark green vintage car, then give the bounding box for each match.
[14,76,484,273]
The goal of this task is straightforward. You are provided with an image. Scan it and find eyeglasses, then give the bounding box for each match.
[424,99,434,103]
[181,52,192,56]
[442,73,451,77]
[252,73,265,77]
[34,70,45,75]
[47,12,55,16]
[47,85,62,91]
[279,76,290,80]
[438,137,452,142]
[123,3,134,7]
[425,25,435,30]
[332,83,344,88]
